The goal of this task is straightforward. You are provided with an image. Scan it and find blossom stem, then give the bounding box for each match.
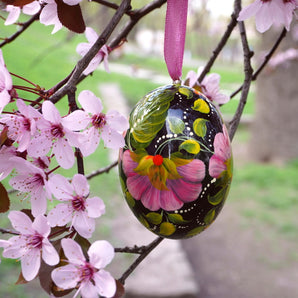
[0,227,19,235]
[118,236,164,285]
[10,72,39,88]
[85,161,118,180]
[45,165,60,177]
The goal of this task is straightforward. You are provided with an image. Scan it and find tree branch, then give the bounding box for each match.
[228,0,254,141]
[118,236,164,285]
[198,12,238,83]
[0,227,19,235]
[49,0,132,104]
[0,12,41,48]
[230,28,287,99]
[86,160,118,180]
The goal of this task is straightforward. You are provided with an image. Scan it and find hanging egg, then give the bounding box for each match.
[119,84,233,239]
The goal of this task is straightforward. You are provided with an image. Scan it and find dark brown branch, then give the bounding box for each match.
[49,0,132,104]
[118,236,164,285]
[91,0,134,16]
[198,12,238,83]
[86,160,118,179]
[230,27,287,99]
[115,244,151,254]
[0,12,40,48]
[228,0,254,141]
[0,227,19,235]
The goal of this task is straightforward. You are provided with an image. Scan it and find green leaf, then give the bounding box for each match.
[0,182,10,213]
[179,139,200,154]
[125,191,135,208]
[193,118,208,138]
[204,208,216,225]
[178,87,193,99]
[167,116,185,134]
[146,212,163,225]
[192,98,210,113]
[167,213,190,224]
[208,187,228,206]
[159,222,176,236]
[186,226,205,238]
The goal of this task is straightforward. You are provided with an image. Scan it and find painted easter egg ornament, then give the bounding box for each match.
[119,84,233,239]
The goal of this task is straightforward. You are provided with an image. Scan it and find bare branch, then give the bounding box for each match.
[0,12,40,48]
[230,28,287,99]
[198,12,238,83]
[228,0,254,140]
[86,160,118,179]
[118,236,164,285]
[0,227,19,235]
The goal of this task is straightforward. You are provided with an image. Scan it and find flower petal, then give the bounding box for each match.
[78,90,103,114]
[42,239,59,265]
[53,138,74,169]
[73,212,95,238]
[42,100,61,124]
[176,159,205,183]
[61,238,85,265]
[51,264,80,289]
[8,211,34,234]
[48,174,74,200]
[88,240,114,269]
[106,110,129,132]
[21,248,41,281]
[62,110,90,131]
[72,174,89,197]
[101,125,125,149]
[80,281,99,298]
[93,270,116,298]
[86,197,105,218]
[32,214,50,237]
[47,203,73,227]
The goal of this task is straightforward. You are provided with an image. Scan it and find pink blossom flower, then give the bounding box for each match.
[27,100,80,169]
[63,90,129,156]
[237,0,298,33]
[76,27,110,75]
[47,174,105,238]
[184,67,229,105]
[0,145,17,181]
[5,2,41,26]
[39,0,63,34]
[9,158,52,217]
[52,238,116,298]
[209,126,233,179]
[122,149,206,211]
[1,99,44,152]
[2,211,59,281]
[0,49,13,113]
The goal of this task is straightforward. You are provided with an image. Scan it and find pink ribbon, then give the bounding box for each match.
[164,0,188,81]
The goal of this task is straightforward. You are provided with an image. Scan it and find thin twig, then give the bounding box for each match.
[118,236,164,285]
[0,227,19,235]
[0,12,41,48]
[91,0,134,16]
[230,28,287,99]
[229,0,254,141]
[49,0,132,104]
[86,160,118,180]
[198,12,238,83]
[115,244,150,254]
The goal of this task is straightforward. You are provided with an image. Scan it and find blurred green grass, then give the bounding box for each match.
[0,17,297,297]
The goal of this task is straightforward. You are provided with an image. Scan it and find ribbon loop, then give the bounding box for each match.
[164,0,188,81]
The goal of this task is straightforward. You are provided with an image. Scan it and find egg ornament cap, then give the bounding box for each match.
[119,84,233,239]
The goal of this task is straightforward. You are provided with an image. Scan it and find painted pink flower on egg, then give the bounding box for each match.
[209,126,233,179]
[122,149,205,211]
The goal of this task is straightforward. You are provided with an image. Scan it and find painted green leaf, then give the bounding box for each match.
[193,118,208,138]
[146,212,163,225]
[178,87,193,99]
[159,222,176,236]
[167,213,191,224]
[208,187,227,206]
[192,98,210,113]
[139,215,150,229]
[179,139,200,154]
[125,191,135,208]
[186,226,205,238]
[0,182,10,213]
[167,116,185,134]
[204,208,216,225]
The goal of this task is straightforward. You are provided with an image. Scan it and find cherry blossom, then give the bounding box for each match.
[9,158,52,217]
[1,211,59,281]
[184,67,229,105]
[39,0,63,34]
[27,100,80,169]
[76,27,110,75]
[0,49,14,113]
[1,99,44,152]
[63,90,129,156]
[237,0,298,33]
[51,238,116,298]
[0,145,17,181]
[4,2,41,26]
[47,174,105,238]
